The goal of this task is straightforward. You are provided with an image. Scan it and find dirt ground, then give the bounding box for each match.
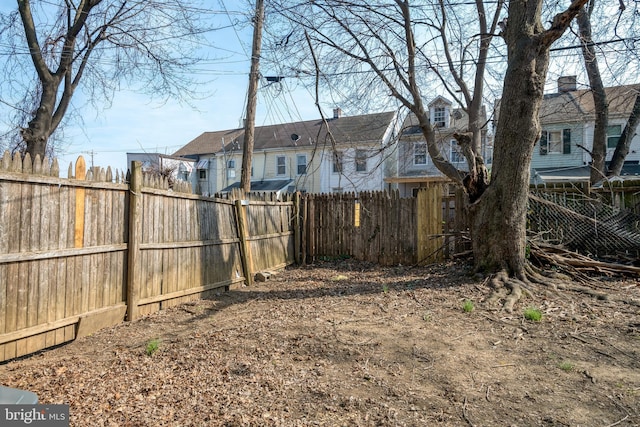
[1,259,639,427]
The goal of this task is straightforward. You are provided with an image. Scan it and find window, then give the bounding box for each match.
[227,159,235,169]
[199,169,207,180]
[540,129,571,155]
[332,151,344,173]
[450,140,464,163]
[276,156,286,175]
[607,125,622,149]
[414,142,427,165]
[355,150,367,172]
[433,107,446,128]
[297,154,307,175]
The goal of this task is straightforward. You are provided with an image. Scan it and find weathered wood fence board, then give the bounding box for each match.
[8,152,636,363]
[0,155,296,362]
[0,154,130,361]
[303,185,467,266]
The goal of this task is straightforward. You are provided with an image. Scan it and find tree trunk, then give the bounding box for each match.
[608,93,640,176]
[21,82,59,159]
[469,0,587,275]
[577,7,609,184]
[471,52,547,275]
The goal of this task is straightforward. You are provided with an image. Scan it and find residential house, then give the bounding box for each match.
[530,76,640,183]
[126,152,196,189]
[172,109,404,196]
[385,96,491,197]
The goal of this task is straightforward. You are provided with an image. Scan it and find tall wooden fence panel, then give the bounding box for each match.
[303,186,464,266]
[0,157,297,362]
[244,198,296,273]
[0,153,128,362]
[130,187,246,318]
[305,191,420,266]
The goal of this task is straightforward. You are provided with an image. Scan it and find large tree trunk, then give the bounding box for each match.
[470,54,547,276]
[470,0,587,276]
[21,83,58,159]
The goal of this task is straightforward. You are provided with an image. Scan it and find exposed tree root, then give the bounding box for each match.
[484,269,535,313]
[483,245,640,312]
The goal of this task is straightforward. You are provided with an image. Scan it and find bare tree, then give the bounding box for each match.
[268,0,587,307]
[0,0,212,159]
[573,0,640,182]
[576,2,608,183]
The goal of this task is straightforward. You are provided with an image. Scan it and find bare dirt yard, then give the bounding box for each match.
[1,260,639,426]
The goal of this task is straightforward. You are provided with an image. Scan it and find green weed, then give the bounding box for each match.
[524,307,543,322]
[462,300,474,313]
[145,338,160,356]
[559,361,574,372]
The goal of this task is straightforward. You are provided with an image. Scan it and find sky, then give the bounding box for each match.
[2,2,635,177]
[0,2,327,177]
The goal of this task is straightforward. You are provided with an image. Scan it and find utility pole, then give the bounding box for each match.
[240,0,264,195]
[82,150,96,170]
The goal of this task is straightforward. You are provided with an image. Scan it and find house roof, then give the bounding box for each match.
[173,111,398,158]
[533,161,640,183]
[221,179,293,193]
[539,84,640,124]
[173,129,243,157]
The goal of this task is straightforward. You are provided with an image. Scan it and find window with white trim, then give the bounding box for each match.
[539,129,571,155]
[607,125,622,149]
[433,107,446,128]
[276,156,286,175]
[355,150,367,172]
[297,154,307,175]
[450,140,464,163]
[414,142,427,165]
[332,151,344,173]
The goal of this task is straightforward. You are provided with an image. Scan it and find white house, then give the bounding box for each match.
[172,109,405,196]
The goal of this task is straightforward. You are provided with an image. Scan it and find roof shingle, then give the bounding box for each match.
[173,111,397,157]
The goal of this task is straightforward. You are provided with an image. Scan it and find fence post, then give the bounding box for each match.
[126,161,142,321]
[234,199,254,286]
[74,156,86,248]
[293,192,302,265]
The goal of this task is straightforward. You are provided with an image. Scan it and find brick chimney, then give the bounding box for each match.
[557,76,577,93]
[333,108,342,119]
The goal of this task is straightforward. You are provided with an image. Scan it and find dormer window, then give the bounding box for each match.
[433,107,447,128]
[428,97,452,128]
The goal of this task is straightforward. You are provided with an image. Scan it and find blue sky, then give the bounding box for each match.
[0,2,326,177]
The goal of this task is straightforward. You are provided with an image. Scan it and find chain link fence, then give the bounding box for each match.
[528,190,640,259]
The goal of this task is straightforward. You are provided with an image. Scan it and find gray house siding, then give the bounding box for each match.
[531,123,584,170]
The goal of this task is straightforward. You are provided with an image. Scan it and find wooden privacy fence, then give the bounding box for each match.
[303,186,469,266]
[0,153,295,362]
